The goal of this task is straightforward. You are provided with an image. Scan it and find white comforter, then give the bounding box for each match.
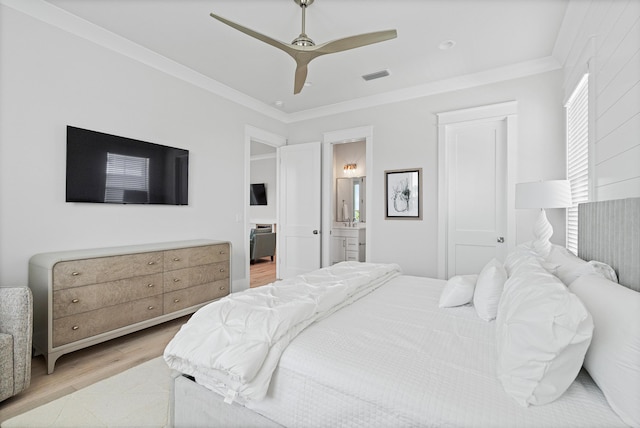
[163,261,401,403]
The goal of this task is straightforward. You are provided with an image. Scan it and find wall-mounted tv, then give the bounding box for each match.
[250,183,267,205]
[66,126,189,205]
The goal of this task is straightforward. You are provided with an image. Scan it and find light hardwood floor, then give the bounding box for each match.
[250,256,277,288]
[0,315,189,424]
[0,260,277,423]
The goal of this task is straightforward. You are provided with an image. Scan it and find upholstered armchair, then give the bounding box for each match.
[250,227,276,264]
[0,286,33,402]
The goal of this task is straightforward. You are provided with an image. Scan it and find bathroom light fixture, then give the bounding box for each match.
[344,163,357,175]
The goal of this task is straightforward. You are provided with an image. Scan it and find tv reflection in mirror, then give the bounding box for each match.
[250,183,267,205]
[66,126,189,205]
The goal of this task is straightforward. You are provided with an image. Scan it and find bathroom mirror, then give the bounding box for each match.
[336,177,366,223]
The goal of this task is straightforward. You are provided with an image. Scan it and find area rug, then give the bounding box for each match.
[2,357,175,427]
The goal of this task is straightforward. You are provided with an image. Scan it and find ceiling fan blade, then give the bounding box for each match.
[314,29,397,55]
[209,13,298,58]
[293,62,309,94]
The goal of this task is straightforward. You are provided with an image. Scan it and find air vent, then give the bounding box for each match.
[362,69,390,81]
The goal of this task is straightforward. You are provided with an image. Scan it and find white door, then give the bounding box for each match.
[279,142,322,278]
[446,119,508,277]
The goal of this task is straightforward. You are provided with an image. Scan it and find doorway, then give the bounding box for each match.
[322,126,373,267]
[249,141,277,287]
[437,102,517,279]
[244,126,286,291]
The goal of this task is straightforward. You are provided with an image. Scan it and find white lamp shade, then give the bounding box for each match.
[515,180,572,209]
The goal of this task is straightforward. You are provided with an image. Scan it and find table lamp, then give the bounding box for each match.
[515,180,572,257]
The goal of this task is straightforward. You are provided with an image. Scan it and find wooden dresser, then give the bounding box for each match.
[29,239,231,373]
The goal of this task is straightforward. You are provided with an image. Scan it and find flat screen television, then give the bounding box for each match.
[66,126,189,205]
[250,183,267,205]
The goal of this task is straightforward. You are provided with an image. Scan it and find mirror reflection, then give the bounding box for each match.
[337,177,366,223]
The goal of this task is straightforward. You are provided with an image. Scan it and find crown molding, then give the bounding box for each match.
[286,56,562,123]
[3,0,562,126]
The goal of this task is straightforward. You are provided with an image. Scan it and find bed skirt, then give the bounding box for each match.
[172,374,282,428]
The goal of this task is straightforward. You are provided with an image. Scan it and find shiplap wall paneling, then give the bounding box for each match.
[593,0,640,200]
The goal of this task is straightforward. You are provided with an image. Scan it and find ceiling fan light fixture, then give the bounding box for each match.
[362,69,391,81]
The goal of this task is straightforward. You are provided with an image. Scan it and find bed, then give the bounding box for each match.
[165,198,640,427]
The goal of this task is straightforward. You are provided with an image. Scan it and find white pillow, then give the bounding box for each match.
[473,259,507,321]
[495,257,593,407]
[547,245,618,285]
[569,275,640,427]
[439,274,478,308]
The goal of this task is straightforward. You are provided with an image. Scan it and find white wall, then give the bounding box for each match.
[288,71,567,277]
[555,0,640,200]
[0,6,285,288]
[249,156,277,223]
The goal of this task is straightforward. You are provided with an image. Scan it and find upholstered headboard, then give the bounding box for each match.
[578,198,640,292]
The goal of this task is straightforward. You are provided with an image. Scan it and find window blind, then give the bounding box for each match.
[105,153,150,203]
[565,74,589,254]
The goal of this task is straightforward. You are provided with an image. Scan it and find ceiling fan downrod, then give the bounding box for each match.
[292,0,315,47]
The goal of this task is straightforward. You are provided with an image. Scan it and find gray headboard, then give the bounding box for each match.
[578,197,640,292]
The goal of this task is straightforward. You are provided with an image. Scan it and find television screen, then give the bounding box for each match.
[250,183,267,205]
[66,126,189,205]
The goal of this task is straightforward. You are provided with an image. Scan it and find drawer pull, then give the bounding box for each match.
[173,257,181,261]
[219,268,225,272]
[148,306,155,310]
[219,250,226,254]
[173,299,180,303]
[72,325,79,331]
[71,272,80,276]
[148,261,156,265]
[173,278,180,282]
[147,283,154,288]
[219,286,226,291]
[71,298,79,303]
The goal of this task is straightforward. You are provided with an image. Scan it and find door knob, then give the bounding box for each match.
[497,237,505,243]
[313,230,319,235]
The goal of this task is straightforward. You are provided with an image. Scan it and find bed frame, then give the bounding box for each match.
[171,197,640,427]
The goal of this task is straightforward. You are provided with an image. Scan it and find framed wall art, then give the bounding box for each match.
[385,168,422,219]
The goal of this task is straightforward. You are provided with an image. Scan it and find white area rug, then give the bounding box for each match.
[3,357,175,427]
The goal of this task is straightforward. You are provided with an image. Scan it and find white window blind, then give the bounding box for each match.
[105,153,150,203]
[565,74,589,254]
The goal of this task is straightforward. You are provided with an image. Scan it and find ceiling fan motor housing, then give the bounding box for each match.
[292,34,315,47]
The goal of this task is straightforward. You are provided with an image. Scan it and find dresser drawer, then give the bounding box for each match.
[164,244,230,271]
[346,238,359,251]
[213,261,229,280]
[53,252,163,290]
[53,295,163,347]
[164,279,229,314]
[346,251,359,261]
[164,264,217,292]
[53,273,163,319]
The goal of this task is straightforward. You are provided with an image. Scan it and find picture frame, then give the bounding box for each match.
[385,168,422,219]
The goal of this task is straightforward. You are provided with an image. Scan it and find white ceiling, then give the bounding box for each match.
[42,0,569,115]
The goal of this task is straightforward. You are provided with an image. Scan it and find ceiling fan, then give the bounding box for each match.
[210,0,397,94]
